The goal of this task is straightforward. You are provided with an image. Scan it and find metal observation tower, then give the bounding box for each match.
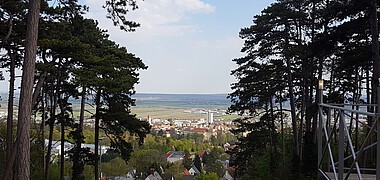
[317,80,380,180]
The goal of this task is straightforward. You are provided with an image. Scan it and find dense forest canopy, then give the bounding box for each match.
[228,0,380,179]
[0,0,149,179]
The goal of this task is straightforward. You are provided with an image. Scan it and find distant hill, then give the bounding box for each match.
[132,93,231,108]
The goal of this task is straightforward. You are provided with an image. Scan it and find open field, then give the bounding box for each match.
[131,106,205,120]
[0,93,239,121]
[131,105,239,120]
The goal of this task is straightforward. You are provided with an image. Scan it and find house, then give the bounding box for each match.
[222,171,233,180]
[125,169,136,179]
[188,165,200,176]
[166,151,185,163]
[183,169,191,176]
[218,159,229,168]
[223,142,237,152]
[45,139,110,157]
[164,129,177,138]
[190,128,208,134]
[145,171,162,180]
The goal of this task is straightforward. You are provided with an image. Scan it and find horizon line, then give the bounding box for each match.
[134,92,230,95]
[0,91,230,95]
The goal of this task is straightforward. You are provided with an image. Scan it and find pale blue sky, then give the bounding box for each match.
[0,0,275,94]
[83,0,276,94]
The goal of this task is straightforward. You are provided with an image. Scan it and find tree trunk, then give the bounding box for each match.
[60,112,65,180]
[58,79,65,180]
[279,92,285,177]
[72,86,86,179]
[6,47,15,171]
[79,87,86,130]
[355,70,363,150]
[94,89,101,180]
[32,71,47,107]
[41,85,46,179]
[284,22,300,178]
[284,23,299,157]
[269,96,276,174]
[370,0,380,112]
[3,0,41,179]
[366,69,372,126]
[3,13,15,180]
[45,79,59,180]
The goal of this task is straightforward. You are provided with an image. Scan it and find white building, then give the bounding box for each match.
[45,139,109,156]
[207,111,214,124]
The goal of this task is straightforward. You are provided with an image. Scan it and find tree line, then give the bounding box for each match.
[228,0,380,179]
[0,0,150,179]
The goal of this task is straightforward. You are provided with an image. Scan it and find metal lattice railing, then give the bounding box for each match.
[317,103,379,180]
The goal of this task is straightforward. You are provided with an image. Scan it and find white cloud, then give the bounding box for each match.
[83,0,215,40]
[135,0,214,25]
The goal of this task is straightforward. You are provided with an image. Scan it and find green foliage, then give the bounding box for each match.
[168,138,199,152]
[30,138,45,179]
[127,149,166,174]
[103,0,141,31]
[165,161,185,179]
[204,161,224,178]
[183,157,193,170]
[48,161,73,179]
[101,149,121,163]
[47,163,60,180]
[38,12,149,179]
[102,157,128,177]
[229,116,282,178]
[67,125,94,180]
[1,0,148,179]
[210,135,217,146]
[83,165,95,179]
[195,172,219,180]
[249,154,271,179]
[47,162,95,180]
[185,133,205,146]
[141,135,172,152]
[227,0,380,178]
[202,147,224,165]
[100,93,151,161]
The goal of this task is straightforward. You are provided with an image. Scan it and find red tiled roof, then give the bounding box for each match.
[166,151,173,158]
[184,169,191,175]
[191,128,208,133]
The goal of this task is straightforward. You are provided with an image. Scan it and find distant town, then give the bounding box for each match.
[146,110,234,139]
[0,93,241,179]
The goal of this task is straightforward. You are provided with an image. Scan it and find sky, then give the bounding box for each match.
[0,0,275,94]
[81,0,275,94]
